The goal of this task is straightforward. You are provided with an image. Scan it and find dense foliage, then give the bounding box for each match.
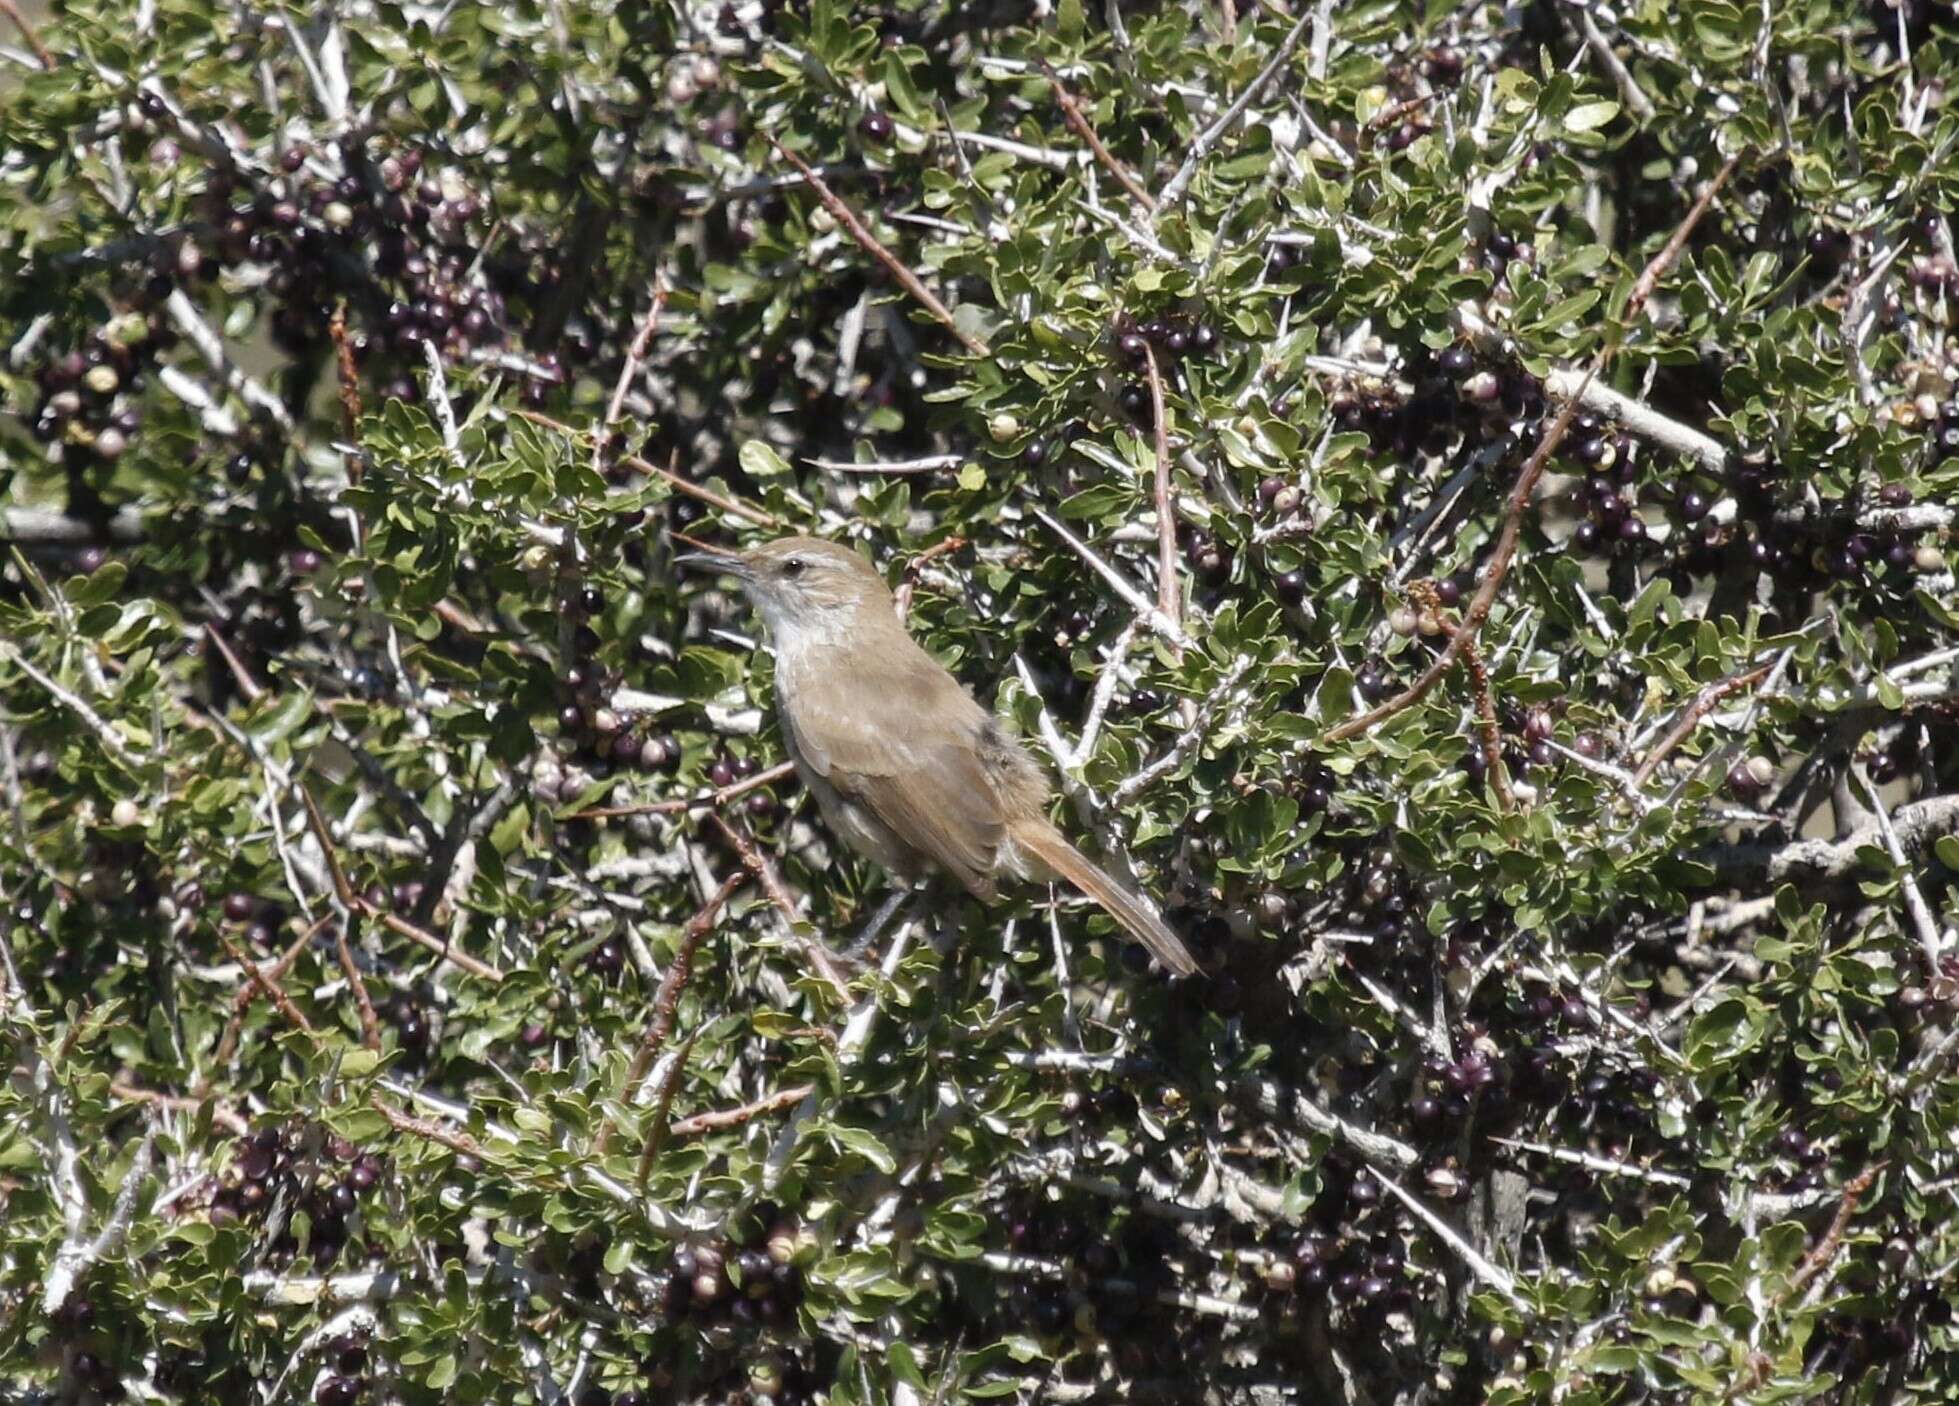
[3,0,1959,1400]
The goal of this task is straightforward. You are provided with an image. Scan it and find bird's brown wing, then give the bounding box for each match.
[780,640,1007,895]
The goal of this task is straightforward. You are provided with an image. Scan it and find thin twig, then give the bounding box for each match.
[1367,1167,1529,1312]
[1028,507,1192,650]
[1628,152,1743,316]
[1628,663,1772,787]
[806,453,963,474]
[1856,772,1946,972]
[708,813,851,1001]
[633,1029,700,1189]
[597,273,667,472]
[765,135,990,357]
[761,898,916,1194]
[0,641,145,770]
[294,780,502,983]
[361,905,505,983]
[1155,8,1316,218]
[1329,148,1739,744]
[1324,384,1589,742]
[1071,620,1141,767]
[370,1093,485,1159]
[216,929,317,1037]
[1458,612,1513,810]
[597,872,745,1156]
[514,408,777,527]
[893,535,969,620]
[109,1080,250,1137]
[1576,6,1656,122]
[212,917,327,1068]
[335,924,382,1051]
[1040,62,1156,212]
[1141,347,1183,647]
[0,0,52,67]
[329,301,364,459]
[164,290,297,434]
[1490,1137,1691,1188]
[708,813,798,926]
[1781,1164,1881,1305]
[667,1084,815,1139]
[202,623,266,703]
[1110,656,1253,805]
[571,760,798,820]
[295,783,357,907]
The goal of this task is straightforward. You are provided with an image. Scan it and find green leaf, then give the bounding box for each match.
[1563,100,1621,134]
[739,440,792,477]
[887,1342,927,1389]
[828,1123,897,1173]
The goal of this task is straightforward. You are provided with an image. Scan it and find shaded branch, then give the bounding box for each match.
[766,135,989,358]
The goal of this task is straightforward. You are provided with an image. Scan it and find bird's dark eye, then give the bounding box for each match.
[782,558,806,578]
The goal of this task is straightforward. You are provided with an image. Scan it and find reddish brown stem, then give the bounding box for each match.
[1040,62,1157,213]
[1326,147,1743,746]
[1628,153,1743,317]
[634,1029,701,1189]
[336,924,382,1052]
[1360,96,1431,142]
[359,903,504,983]
[0,0,53,67]
[666,1084,813,1139]
[596,871,745,1156]
[298,783,357,908]
[329,301,364,457]
[110,1080,249,1137]
[709,813,799,928]
[766,135,991,357]
[211,917,326,1068]
[1325,384,1591,742]
[202,623,266,704]
[1783,1163,1883,1304]
[370,1093,485,1159]
[598,273,668,470]
[893,535,968,620]
[515,408,778,527]
[1462,636,1511,810]
[216,929,316,1037]
[708,813,851,1000]
[1404,579,1513,810]
[297,782,499,981]
[1628,662,1773,788]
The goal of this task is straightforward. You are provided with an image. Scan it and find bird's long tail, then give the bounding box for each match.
[1009,818,1199,977]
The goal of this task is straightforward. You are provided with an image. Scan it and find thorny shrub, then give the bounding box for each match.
[2,0,1958,1402]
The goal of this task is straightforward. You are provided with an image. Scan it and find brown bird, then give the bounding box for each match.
[681,536,1197,976]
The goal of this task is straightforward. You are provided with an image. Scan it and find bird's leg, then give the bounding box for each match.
[837,887,914,959]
